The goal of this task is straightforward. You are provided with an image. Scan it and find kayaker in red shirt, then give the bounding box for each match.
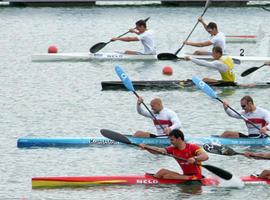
[140,129,209,180]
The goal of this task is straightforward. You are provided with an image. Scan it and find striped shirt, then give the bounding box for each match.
[137,105,182,135]
[224,106,270,136]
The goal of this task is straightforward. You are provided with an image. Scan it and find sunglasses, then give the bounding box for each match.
[241,104,246,109]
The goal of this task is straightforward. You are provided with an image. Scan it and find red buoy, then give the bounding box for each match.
[162,66,173,75]
[48,45,58,53]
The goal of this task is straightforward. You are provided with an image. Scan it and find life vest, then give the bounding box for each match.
[219,56,235,82]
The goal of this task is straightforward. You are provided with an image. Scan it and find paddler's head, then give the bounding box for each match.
[169,129,185,146]
[150,98,163,114]
[206,22,218,36]
[136,20,147,34]
[240,95,255,112]
[212,46,223,60]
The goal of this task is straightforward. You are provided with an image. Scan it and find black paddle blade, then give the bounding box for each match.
[100,129,132,145]
[157,53,178,60]
[89,42,107,53]
[203,144,238,156]
[202,164,232,180]
[241,67,259,77]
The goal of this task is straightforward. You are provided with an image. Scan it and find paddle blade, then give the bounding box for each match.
[241,67,259,77]
[203,144,239,156]
[157,53,178,60]
[202,164,232,180]
[115,65,135,92]
[89,42,107,53]
[204,0,211,9]
[100,129,132,145]
[192,76,217,99]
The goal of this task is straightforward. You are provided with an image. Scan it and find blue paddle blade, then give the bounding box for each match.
[115,65,135,92]
[191,76,217,99]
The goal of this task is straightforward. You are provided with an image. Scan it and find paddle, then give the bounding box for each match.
[191,76,262,132]
[262,7,270,12]
[89,17,150,53]
[203,143,270,160]
[100,129,233,180]
[241,64,266,77]
[157,0,211,60]
[115,65,167,137]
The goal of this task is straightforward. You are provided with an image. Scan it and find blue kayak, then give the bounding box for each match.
[17,135,270,148]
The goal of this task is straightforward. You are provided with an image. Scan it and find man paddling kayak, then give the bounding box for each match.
[185,46,235,84]
[111,20,156,55]
[183,17,226,55]
[140,129,209,180]
[135,97,182,138]
[244,151,270,179]
[221,95,270,138]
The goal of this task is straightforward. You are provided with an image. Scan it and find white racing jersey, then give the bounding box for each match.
[209,32,226,54]
[224,106,270,136]
[137,104,182,135]
[136,30,156,55]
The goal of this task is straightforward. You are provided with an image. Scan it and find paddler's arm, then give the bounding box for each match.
[139,144,166,155]
[183,40,212,47]
[260,110,270,134]
[187,149,209,164]
[264,61,270,65]
[185,57,227,72]
[111,36,139,42]
[223,101,242,119]
[136,97,152,118]
[198,17,208,31]
[244,152,270,159]
[168,110,182,132]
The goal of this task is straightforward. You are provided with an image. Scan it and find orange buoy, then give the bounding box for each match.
[48,45,58,53]
[162,66,173,75]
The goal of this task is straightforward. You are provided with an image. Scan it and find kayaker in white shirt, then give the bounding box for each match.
[111,20,156,55]
[135,97,182,138]
[184,17,226,55]
[221,95,270,138]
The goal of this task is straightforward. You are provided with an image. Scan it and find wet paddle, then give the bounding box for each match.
[203,143,270,160]
[100,129,233,180]
[157,0,211,60]
[115,65,167,137]
[89,17,150,53]
[192,76,261,132]
[241,64,266,77]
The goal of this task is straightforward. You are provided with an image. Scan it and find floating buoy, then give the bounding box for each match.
[48,45,58,53]
[162,66,173,75]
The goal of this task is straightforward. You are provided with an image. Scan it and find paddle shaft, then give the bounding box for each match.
[174,0,210,55]
[215,97,260,131]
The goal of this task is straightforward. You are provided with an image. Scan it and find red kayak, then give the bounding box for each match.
[32,173,270,189]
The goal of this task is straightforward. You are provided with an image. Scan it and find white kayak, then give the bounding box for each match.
[31,52,270,63]
[31,52,157,62]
